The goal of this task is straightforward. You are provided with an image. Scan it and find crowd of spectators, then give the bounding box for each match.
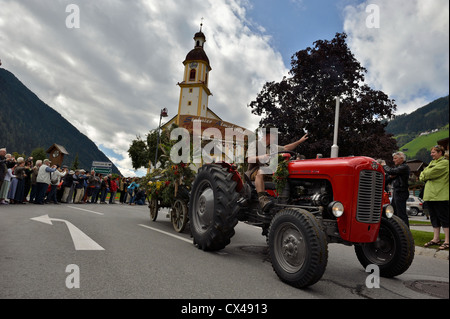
[0,148,147,206]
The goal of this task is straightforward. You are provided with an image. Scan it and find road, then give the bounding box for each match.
[0,203,448,301]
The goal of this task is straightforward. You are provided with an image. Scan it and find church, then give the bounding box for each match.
[162,24,248,139]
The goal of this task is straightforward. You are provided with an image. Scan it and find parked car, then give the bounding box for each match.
[406,195,424,216]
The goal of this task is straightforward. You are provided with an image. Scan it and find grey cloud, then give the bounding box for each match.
[1,0,286,174]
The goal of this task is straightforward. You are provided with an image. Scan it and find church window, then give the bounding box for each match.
[189,69,196,81]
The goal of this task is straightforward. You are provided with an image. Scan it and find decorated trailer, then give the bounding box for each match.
[146,163,195,233]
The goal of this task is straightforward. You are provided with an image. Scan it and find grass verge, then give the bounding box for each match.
[411,229,445,248]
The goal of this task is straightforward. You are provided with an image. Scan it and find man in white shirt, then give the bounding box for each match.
[34,159,57,205]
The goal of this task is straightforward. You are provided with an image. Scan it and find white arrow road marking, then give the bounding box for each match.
[138,224,192,244]
[31,215,105,251]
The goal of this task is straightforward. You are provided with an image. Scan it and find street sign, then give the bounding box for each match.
[92,167,112,175]
[91,161,113,175]
[92,161,112,168]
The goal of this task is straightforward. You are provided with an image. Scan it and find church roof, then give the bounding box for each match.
[184,47,210,65]
[46,143,69,155]
[194,31,206,39]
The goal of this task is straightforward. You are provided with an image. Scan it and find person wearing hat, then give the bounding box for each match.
[35,159,57,204]
[246,125,309,212]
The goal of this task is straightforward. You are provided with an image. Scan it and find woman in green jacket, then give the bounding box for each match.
[420,145,449,250]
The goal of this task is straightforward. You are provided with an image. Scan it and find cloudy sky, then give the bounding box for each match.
[1,0,448,176]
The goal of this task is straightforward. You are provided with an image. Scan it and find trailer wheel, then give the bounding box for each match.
[149,197,158,221]
[171,199,188,233]
[355,215,415,278]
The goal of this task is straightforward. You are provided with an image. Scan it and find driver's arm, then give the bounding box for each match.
[284,133,309,151]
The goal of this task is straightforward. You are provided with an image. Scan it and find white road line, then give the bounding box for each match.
[68,205,104,215]
[138,224,192,244]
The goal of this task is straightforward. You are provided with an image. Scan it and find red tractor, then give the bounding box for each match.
[188,153,415,288]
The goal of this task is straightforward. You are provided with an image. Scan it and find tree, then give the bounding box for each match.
[415,148,432,164]
[128,126,176,170]
[30,147,47,162]
[248,33,398,160]
[71,153,80,170]
[12,151,27,160]
[128,136,150,170]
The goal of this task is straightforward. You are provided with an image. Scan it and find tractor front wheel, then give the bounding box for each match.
[269,208,328,288]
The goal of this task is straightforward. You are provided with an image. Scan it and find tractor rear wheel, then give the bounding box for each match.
[189,164,240,251]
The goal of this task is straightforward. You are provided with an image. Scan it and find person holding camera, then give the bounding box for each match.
[382,152,410,227]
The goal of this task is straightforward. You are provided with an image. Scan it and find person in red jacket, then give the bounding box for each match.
[108,176,119,204]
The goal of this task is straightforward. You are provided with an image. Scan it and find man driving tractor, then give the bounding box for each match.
[246,125,309,212]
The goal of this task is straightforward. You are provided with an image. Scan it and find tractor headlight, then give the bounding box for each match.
[328,201,344,218]
[383,204,394,219]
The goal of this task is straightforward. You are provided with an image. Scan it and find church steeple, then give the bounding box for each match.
[177,23,212,121]
[194,21,206,48]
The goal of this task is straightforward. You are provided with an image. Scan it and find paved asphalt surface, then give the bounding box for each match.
[0,202,448,301]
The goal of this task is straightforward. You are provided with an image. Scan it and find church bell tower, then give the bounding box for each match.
[176,23,212,124]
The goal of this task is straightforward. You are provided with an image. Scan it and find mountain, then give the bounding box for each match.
[0,68,120,174]
[400,125,449,162]
[386,95,449,146]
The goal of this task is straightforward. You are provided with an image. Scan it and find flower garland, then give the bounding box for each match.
[145,163,195,205]
[273,155,289,195]
[147,180,171,201]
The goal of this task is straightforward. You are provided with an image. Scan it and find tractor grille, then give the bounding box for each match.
[356,170,383,223]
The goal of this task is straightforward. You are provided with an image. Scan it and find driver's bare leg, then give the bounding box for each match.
[255,170,264,193]
[254,170,274,212]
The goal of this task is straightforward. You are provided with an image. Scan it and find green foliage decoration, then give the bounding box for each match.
[273,155,289,195]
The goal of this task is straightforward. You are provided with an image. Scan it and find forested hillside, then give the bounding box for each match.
[0,68,120,174]
[386,95,449,146]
